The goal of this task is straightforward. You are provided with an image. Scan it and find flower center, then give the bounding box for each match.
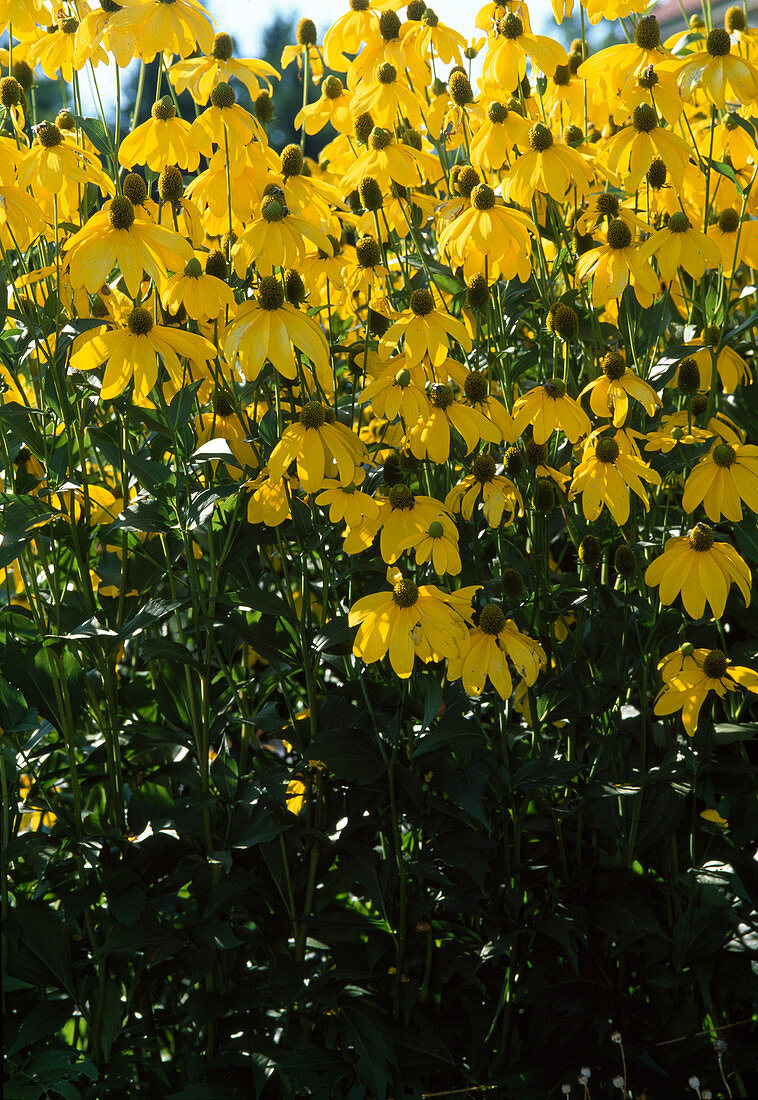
[323,75,343,100]
[552,64,571,87]
[473,453,496,483]
[500,13,523,38]
[602,351,626,380]
[369,126,392,150]
[377,62,397,85]
[430,384,454,409]
[596,193,620,217]
[707,27,732,55]
[127,307,153,336]
[595,437,620,464]
[296,17,318,45]
[410,288,434,316]
[257,276,285,311]
[529,123,553,152]
[158,164,184,203]
[123,172,147,205]
[211,81,236,109]
[479,604,506,635]
[379,9,401,39]
[213,31,233,59]
[668,212,690,233]
[393,578,419,607]
[388,483,414,510]
[36,121,62,148]
[702,649,727,679]
[487,101,508,124]
[632,103,657,133]
[356,235,382,268]
[634,15,660,49]
[713,442,736,467]
[688,523,714,551]
[464,371,488,403]
[525,440,547,466]
[647,157,667,189]
[718,208,739,233]
[725,6,746,31]
[543,377,566,399]
[109,194,135,230]
[427,520,444,538]
[471,183,495,210]
[280,143,303,177]
[300,401,327,429]
[152,95,176,121]
[606,219,632,250]
[184,257,202,278]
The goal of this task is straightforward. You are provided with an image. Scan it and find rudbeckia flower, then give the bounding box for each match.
[503,122,593,206]
[675,26,758,108]
[707,207,758,276]
[481,9,567,92]
[267,401,367,493]
[295,74,354,135]
[654,647,758,735]
[28,12,100,81]
[348,566,478,680]
[350,61,423,128]
[577,15,671,93]
[379,289,471,369]
[170,31,279,104]
[401,511,462,576]
[64,194,193,298]
[644,411,712,453]
[403,8,466,68]
[223,276,331,387]
[187,82,261,172]
[359,355,429,424]
[511,377,590,445]
[109,0,215,62]
[602,104,691,192]
[445,452,524,528]
[644,522,751,619]
[640,211,721,282]
[580,351,661,427]
[323,0,399,71]
[341,126,437,192]
[232,188,334,277]
[446,603,546,700]
[69,306,216,404]
[437,183,536,284]
[17,120,111,197]
[245,470,295,527]
[161,254,235,321]
[569,431,661,525]
[408,384,501,463]
[281,18,324,85]
[575,218,659,308]
[316,468,380,528]
[468,98,531,171]
[682,441,758,522]
[118,96,199,172]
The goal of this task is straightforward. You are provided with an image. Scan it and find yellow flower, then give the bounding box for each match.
[161,253,234,321]
[232,187,334,277]
[644,522,751,619]
[469,98,531,171]
[569,431,661,525]
[580,351,661,427]
[170,31,279,104]
[17,120,111,197]
[350,62,423,129]
[437,183,536,284]
[602,104,691,193]
[341,126,438,193]
[654,647,758,736]
[267,401,367,493]
[511,377,590,445]
[295,74,354,135]
[118,96,198,172]
[315,468,380,528]
[640,212,721,283]
[480,8,567,93]
[359,355,429,425]
[407,384,501,463]
[323,0,392,71]
[187,82,261,171]
[400,511,461,576]
[348,566,478,680]
[503,123,593,206]
[64,194,193,299]
[379,289,471,369]
[445,453,524,528]
[222,276,330,388]
[245,470,294,526]
[109,0,215,62]
[644,412,712,453]
[576,219,659,309]
[682,441,758,522]
[69,306,216,404]
[446,603,546,700]
[675,27,758,108]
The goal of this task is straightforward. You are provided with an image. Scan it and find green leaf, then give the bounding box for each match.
[6,1000,73,1057]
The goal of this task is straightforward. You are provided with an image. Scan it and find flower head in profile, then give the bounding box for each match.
[569,430,661,526]
[170,31,279,103]
[267,401,367,493]
[576,218,660,308]
[502,122,593,206]
[446,602,546,699]
[644,522,751,619]
[675,26,758,108]
[445,452,524,528]
[640,211,721,283]
[379,288,471,369]
[654,647,758,735]
[580,351,661,427]
[682,441,758,522]
[511,377,590,445]
[437,182,536,283]
[349,566,479,680]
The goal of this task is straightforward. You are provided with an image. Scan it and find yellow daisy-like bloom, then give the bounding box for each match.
[267,401,367,493]
[17,120,111,197]
[437,183,536,284]
[118,96,198,172]
[640,211,721,283]
[64,195,193,299]
[358,485,455,565]
[569,431,661,525]
[682,441,758,522]
[503,123,593,207]
[350,61,422,128]
[348,566,478,680]
[511,377,590,445]
[170,31,279,104]
[323,0,399,71]
[187,83,261,172]
[654,647,758,736]
[480,9,567,92]
[408,384,501,463]
[576,218,659,309]
[644,411,712,453]
[232,189,333,277]
[109,0,215,62]
[245,470,295,527]
[469,98,531,171]
[580,351,661,427]
[28,13,100,81]
[602,104,691,192]
[409,515,462,575]
[675,26,758,108]
[379,289,471,369]
[644,522,751,619]
[445,453,524,528]
[69,306,216,404]
[295,74,354,135]
[315,468,380,528]
[161,254,235,321]
[707,207,758,276]
[223,276,330,387]
[359,355,429,425]
[341,126,438,193]
[446,603,546,700]
[0,177,45,251]
[194,394,260,475]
